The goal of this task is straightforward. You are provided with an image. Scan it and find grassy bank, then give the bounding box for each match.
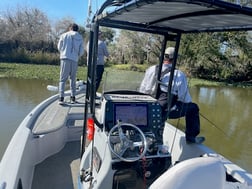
[0,63,87,82]
[0,62,249,87]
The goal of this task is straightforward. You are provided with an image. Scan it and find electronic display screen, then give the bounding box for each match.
[114,103,148,127]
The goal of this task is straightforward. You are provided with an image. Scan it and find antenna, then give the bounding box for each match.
[88,0,92,18]
[86,0,92,28]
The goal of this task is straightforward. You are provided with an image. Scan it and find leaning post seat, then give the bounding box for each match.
[149,156,226,189]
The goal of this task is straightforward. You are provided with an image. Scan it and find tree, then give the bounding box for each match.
[3,6,51,45]
[110,30,162,65]
[179,31,252,82]
[0,6,55,63]
[100,27,115,43]
[52,17,86,44]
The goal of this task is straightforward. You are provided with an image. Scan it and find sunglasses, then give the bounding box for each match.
[164,54,170,59]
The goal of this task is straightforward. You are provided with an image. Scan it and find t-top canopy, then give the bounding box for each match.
[96,0,252,34]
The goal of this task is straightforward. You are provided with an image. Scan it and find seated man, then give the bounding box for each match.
[139,47,204,144]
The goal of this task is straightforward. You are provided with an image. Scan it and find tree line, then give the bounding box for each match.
[0,6,251,83]
[110,30,252,83]
[0,6,87,65]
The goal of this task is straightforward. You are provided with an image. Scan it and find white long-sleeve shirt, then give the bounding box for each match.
[139,65,157,95]
[139,64,192,103]
[97,40,109,65]
[86,40,109,65]
[57,30,84,62]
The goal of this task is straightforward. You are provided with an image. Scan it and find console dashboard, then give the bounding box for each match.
[103,93,163,140]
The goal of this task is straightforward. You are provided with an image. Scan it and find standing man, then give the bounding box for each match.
[86,31,109,92]
[139,47,204,144]
[57,23,84,105]
[96,31,109,92]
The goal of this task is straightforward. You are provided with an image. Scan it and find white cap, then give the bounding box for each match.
[165,47,175,59]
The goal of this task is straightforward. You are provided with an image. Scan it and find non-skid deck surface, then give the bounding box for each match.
[32,94,85,135]
[32,141,80,189]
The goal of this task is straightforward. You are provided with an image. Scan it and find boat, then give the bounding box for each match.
[1,0,252,189]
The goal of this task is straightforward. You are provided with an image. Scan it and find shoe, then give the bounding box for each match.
[95,93,100,99]
[186,136,205,144]
[70,96,76,104]
[58,97,64,105]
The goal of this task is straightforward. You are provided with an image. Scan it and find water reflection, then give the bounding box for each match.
[191,86,252,172]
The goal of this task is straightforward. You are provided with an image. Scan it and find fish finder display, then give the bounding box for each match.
[114,103,148,127]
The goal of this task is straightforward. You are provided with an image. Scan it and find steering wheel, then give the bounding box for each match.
[108,122,148,162]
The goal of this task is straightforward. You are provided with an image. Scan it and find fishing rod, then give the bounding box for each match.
[186,74,229,137]
[199,112,229,137]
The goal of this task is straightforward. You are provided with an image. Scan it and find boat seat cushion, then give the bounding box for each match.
[149,157,225,189]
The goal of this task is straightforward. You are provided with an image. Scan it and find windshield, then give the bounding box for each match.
[100,69,145,92]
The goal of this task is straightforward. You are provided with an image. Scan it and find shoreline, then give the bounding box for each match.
[0,62,251,88]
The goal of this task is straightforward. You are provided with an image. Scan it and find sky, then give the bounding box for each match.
[0,0,104,26]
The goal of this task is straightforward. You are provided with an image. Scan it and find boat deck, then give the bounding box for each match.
[32,141,80,189]
[32,94,86,135]
[31,93,88,189]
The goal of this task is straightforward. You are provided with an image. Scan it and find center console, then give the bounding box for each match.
[102,92,171,188]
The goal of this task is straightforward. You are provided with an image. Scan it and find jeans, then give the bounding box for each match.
[96,65,104,92]
[158,92,200,140]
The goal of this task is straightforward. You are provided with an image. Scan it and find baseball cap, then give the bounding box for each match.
[164,47,175,59]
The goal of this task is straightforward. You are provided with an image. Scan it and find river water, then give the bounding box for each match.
[0,78,56,160]
[0,77,251,173]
